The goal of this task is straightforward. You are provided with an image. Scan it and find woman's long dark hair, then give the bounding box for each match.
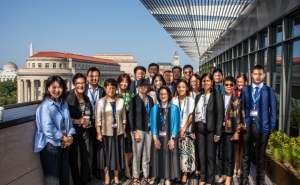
[199,73,215,94]
[150,73,166,91]
[174,79,190,97]
[43,76,67,102]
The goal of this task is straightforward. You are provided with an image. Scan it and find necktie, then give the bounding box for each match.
[254,87,259,98]
[216,85,221,93]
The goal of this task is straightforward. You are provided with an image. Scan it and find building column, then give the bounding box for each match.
[24,80,28,102]
[17,78,22,103]
[40,79,44,100]
[67,79,71,91]
[30,79,35,101]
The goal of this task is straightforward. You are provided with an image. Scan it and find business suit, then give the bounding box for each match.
[240,84,276,184]
[129,80,138,94]
[192,91,224,184]
[66,90,93,185]
[83,84,106,178]
[129,94,154,178]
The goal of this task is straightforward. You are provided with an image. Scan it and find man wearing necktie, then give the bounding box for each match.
[240,65,277,185]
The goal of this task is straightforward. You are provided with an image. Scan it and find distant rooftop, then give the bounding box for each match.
[30,51,119,65]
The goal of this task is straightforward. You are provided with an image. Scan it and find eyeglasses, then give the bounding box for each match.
[184,71,192,74]
[89,75,99,78]
[190,80,197,84]
[74,82,86,86]
[159,93,169,97]
[224,83,234,87]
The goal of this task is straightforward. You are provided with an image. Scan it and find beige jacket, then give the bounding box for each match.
[95,96,126,136]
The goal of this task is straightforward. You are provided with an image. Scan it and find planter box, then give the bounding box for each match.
[265,154,300,185]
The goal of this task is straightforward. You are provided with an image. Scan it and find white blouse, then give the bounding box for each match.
[172,96,194,132]
[195,94,211,123]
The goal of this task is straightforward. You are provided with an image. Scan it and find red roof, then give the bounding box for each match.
[30,51,119,65]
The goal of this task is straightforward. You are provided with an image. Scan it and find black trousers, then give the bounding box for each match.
[195,122,216,184]
[241,122,270,184]
[220,133,237,177]
[89,126,99,175]
[40,142,70,185]
[69,128,90,185]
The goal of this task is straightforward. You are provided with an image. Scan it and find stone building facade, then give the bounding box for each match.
[94,54,137,79]
[17,51,123,103]
[0,62,18,82]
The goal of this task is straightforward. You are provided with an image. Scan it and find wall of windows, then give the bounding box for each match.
[202,8,300,137]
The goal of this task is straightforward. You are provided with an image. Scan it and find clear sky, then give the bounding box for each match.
[0,0,199,70]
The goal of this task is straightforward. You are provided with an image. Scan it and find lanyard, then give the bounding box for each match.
[223,94,232,115]
[192,91,199,99]
[159,103,169,128]
[251,86,262,109]
[139,94,150,115]
[119,89,127,103]
[197,95,208,121]
[135,81,138,94]
[110,100,116,118]
[54,102,66,129]
[88,88,97,107]
[179,98,186,120]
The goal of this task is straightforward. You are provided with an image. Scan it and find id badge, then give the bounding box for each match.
[159,130,167,137]
[148,122,150,127]
[250,110,258,117]
[182,132,186,139]
[112,123,117,128]
[223,122,225,126]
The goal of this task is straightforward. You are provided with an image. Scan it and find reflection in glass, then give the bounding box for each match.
[272,24,282,44]
[289,14,300,38]
[251,37,257,52]
[261,31,268,48]
[289,40,300,132]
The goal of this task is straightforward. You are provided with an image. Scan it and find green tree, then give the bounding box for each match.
[0,79,17,105]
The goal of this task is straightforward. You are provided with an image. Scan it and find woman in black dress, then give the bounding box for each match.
[150,86,181,185]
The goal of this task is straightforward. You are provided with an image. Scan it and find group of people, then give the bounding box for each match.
[34,63,277,185]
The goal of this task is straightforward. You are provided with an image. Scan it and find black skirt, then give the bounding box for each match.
[97,128,125,170]
[124,111,133,153]
[150,107,181,179]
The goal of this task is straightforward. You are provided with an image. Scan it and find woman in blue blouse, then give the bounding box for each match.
[150,86,181,185]
[34,76,75,185]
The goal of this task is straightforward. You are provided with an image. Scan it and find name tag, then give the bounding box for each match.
[223,122,225,126]
[159,131,167,137]
[112,123,117,128]
[250,110,258,117]
[148,122,150,127]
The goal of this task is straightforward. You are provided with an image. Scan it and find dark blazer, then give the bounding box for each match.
[192,91,224,136]
[128,80,137,94]
[84,84,106,100]
[66,90,93,137]
[241,85,277,133]
[129,94,154,132]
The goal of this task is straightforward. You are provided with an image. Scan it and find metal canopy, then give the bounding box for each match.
[140,0,253,62]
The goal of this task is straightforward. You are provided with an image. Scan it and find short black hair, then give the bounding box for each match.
[236,73,248,84]
[163,70,173,76]
[148,63,159,69]
[104,78,118,88]
[43,76,67,102]
[117,73,131,85]
[213,68,223,75]
[157,86,172,103]
[251,64,265,73]
[183,65,193,71]
[134,66,146,74]
[72,73,86,84]
[87,67,100,76]
[172,66,182,73]
[224,76,236,85]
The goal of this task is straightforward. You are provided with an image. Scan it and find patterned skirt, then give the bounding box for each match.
[179,136,196,172]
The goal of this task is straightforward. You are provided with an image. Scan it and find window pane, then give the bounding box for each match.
[272,24,282,44]
[260,31,268,48]
[244,41,248,54]
[251,37,257,52]
[289,14,300,38]
[289,40,300,131]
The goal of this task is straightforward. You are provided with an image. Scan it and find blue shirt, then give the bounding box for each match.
[34,98,75,152]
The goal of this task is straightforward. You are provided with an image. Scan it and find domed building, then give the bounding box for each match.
[0,62,18,82]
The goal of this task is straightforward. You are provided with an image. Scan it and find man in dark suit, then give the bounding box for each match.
[85,67,106,180]
[129,66,146,94]
[146,63,159,84]
[240,64,277,185]
[163,70,175,97]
